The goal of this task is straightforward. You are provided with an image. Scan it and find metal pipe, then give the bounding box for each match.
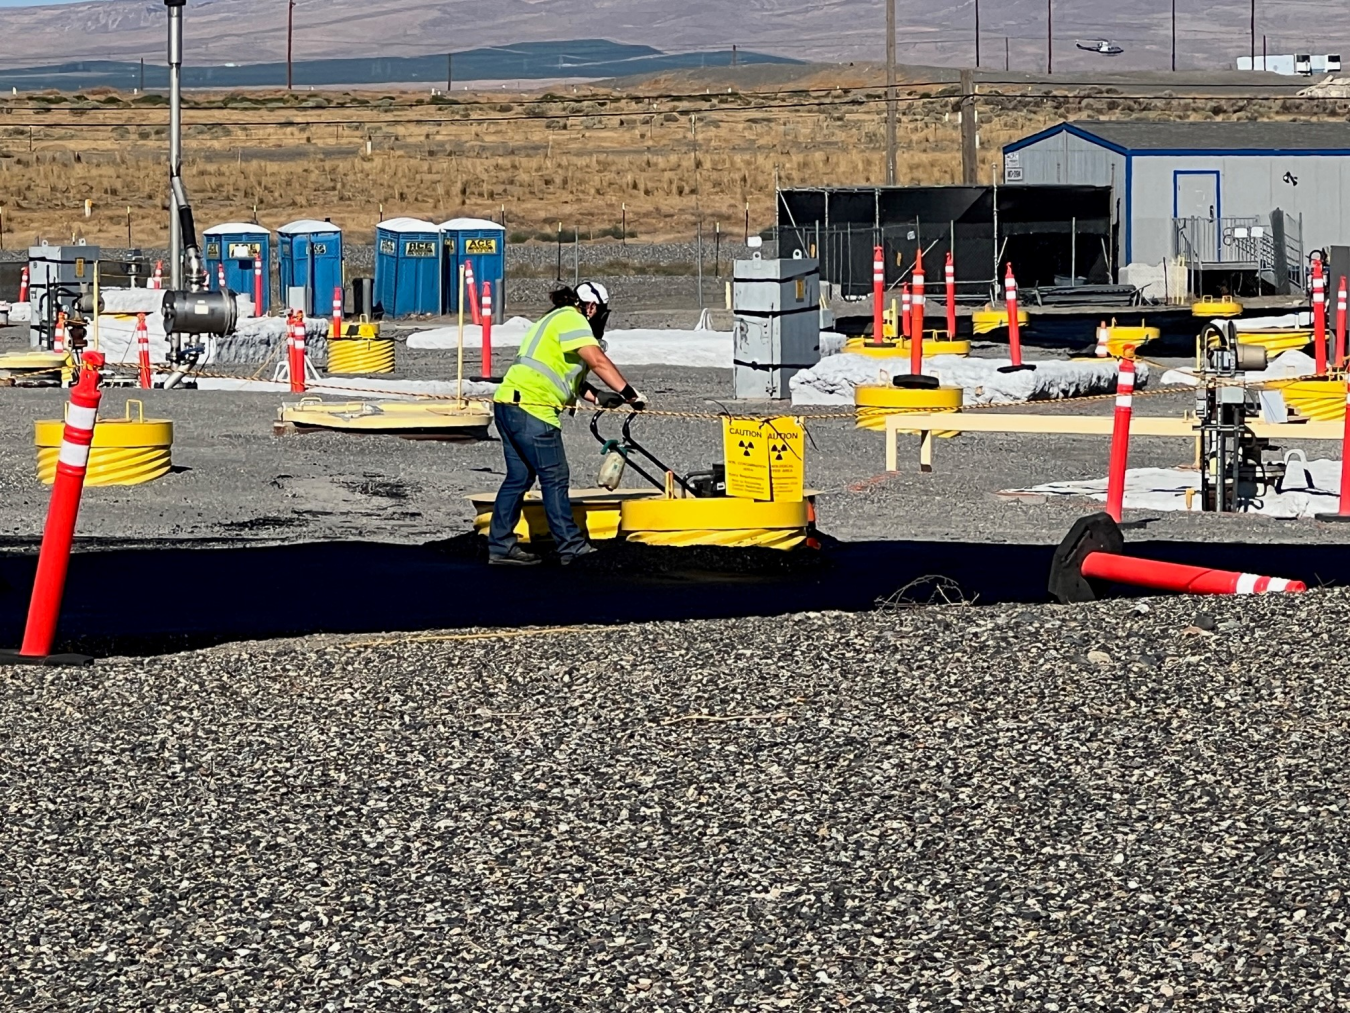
[166,0,183,292]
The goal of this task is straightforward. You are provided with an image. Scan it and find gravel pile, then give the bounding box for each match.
[3,590,1349,1008]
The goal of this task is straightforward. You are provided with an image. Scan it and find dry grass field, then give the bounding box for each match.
[0,70,1344,248]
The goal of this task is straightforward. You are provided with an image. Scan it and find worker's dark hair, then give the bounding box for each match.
[549,286,580,309]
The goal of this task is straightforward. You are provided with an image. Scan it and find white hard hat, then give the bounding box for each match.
[576,281,609,305]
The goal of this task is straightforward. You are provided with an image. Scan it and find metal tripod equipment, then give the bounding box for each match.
[1196,321,1282,511]
[158,0,237,388]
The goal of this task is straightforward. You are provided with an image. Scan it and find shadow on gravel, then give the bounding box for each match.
[0,533,1344,656]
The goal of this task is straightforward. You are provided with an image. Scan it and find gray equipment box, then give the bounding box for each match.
[732,251,821,399]
[28,241,99,349]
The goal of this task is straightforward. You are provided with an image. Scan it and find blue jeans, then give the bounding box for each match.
[489,403,588,558]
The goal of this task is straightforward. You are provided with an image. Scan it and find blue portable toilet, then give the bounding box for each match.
[374,217,440,317]
[277,219,343,315]
[438,217,506,320]
[202,222,271,312]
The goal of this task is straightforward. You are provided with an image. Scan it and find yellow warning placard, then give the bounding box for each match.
[765,416,805,502]
[723,417,771,500]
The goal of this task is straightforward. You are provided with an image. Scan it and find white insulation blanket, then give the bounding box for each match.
[1008,460,1341,519]
[94,312,330,367]
[790,353,1149,406]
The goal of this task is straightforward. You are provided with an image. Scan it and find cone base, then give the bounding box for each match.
[997,363,1038,373]
[1315,512,1350,522]
[0,648,94,667]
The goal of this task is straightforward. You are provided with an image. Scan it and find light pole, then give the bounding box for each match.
[974,0,981,68]
[885,0,896,185]
[287,0,295,90]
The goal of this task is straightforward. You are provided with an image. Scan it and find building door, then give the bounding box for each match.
[1174,171,1220,259]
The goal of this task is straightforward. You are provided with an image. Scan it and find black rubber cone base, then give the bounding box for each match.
[997,363,1038,374]
[1316,512,1350,522]
[892,374,942,389]
[0,648,95,667]
[1047,511,1127,604]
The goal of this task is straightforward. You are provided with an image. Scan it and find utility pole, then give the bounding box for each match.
[1250,0,1255,66]
[1046,0,1053,74]
[139,57,144,92]
[731,44,738,67]
[960,69,977,185]
[447,52,453,91]
[974,0,980,68]
[1171,0,1176,71]
[885,0,896,185]
[287,0,295,90]
[1005,36,1010,71]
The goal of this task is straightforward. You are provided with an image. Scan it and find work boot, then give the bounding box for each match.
[559,543,598,566]
[488,545,541,567]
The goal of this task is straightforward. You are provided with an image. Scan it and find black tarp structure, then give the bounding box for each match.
[776,185,1116,299]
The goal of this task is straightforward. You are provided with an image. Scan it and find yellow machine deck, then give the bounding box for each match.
[0,350,68,386]
[971,306,1028,334]
[275,397,492,440]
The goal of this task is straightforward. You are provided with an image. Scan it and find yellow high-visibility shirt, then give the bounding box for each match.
[493,306,599,426]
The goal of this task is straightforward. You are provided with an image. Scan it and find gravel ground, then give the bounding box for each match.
[2,591,1349,1008]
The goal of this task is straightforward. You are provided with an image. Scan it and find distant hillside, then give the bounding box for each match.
[0,40,798,92]
[0,0,1342,73]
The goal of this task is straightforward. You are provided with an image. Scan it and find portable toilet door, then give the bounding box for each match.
[374,217,439,317]
[438,231,459,315]
[203,222,271,312]
[438,217,505,321]
[278,219,343,315]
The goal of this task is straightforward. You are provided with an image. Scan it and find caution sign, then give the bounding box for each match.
[465,238,498,254]
[722,417,771,500]
[765,416,805,502]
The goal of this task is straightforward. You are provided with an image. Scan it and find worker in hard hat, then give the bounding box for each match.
[488,281,645,566]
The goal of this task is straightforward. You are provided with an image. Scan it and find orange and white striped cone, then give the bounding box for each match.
[53,310,66,354]
[871,245,885,346]
[151,260,163,290]
[1104,357,1135,522]
[901,284,912,341]
[1,351,106,664]
[253,253,263,315]
[18,264,28,302]
[331,285,343,338]
[997,262,1035,373]
[283,309,297,382]
[135,312,152,389]
[465,260,481,326]
[944,251,956,339]
[1094,319,1110,357]
[216,262,227,292]
[1052,511,1307,602]
[910,246,925,344]
[290,313,308,393]
[480,281,494,377]
[1312,252,1327,375]
[1337,275,1348,369]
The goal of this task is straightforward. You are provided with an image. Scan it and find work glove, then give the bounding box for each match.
[595,390,626,409]
[619,384,647,410]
